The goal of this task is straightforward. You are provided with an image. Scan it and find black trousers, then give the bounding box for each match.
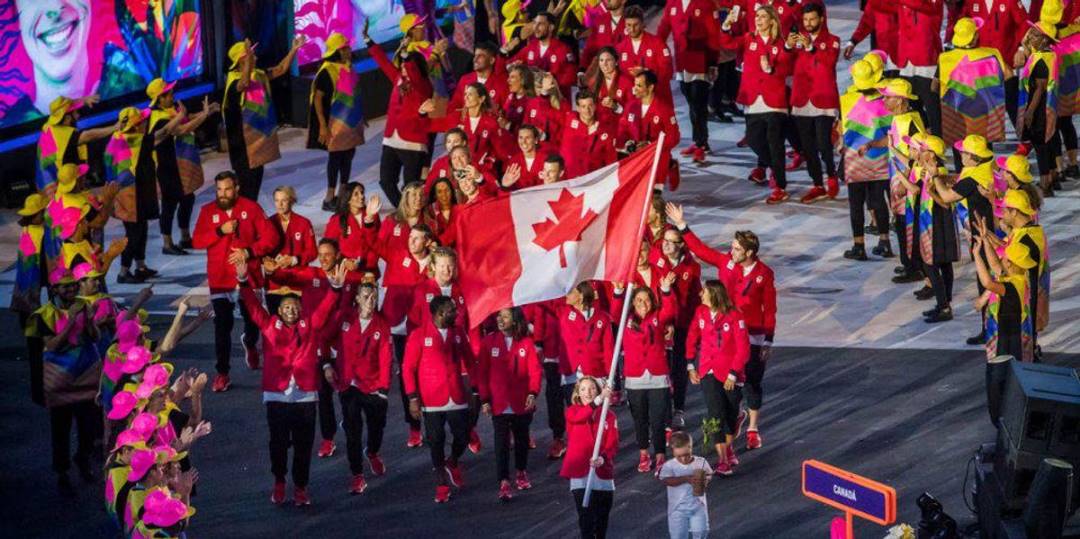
[627,387,670,455]
[1057,118,1078,152]
[23,311,45,406]
[211,295,260,375]
[907,75,941,136]
[572,488,614,539]
[702,375,742,436]
[423,409,470,485]
[924,261,954,309]
[894,216,916,270]
[670,327,689,412]
[379,145,427,207]
[492,413,533,480]
[121,220,149,267]
[795,115,837,185]
[746,112,787,188]
[543,362,568,438]
[710,61,739,110]
[785,115,803,155]
[848,181,889,239]
[266,401,316,487]
[393,334,421,429]
[238,165,264,201]
[1005,77,1019,126]
[340,388,389,475]
[742,344,765,410]
[327,148,357,191]
[318,375,337,441]
[50,399,102,473]
[159,193,195,236]
[680,80,711,148]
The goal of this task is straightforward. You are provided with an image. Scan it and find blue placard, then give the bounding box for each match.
[803,463,889,522]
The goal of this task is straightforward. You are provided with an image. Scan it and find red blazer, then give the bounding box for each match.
[685,306,750,381]
[657,0,721,74]
[651,253,703,329]
[561,403,618,480]
[523,300,560,360]
[369,43,432,145]
[559,113,618,178]
[788,31,841,110]
[406,278,471,333]
[402,320,475,409]
[622,290,678,378]
[895,0,944,69]
[240,282,339,392]
[849,0,899,65]
[522,96,565,143]
[509,38,578,98]
[502,92,531,133]
[325,310,393,394]
[718,30,792,108]
[373,242,429,328]
[450,67,510,114]
[557,305,615,377]
[683,228,777,339]
[617,99,679,154]
[961,0,1028,60]
[595,72,636,128]
[192,197,278,293]
[502,150,547,190]
[582,12,627,67]
[615,33,675,106]
[430,110,509,169]
[323,213,378,266]
[476,333,542,414]
[269,213,317,267]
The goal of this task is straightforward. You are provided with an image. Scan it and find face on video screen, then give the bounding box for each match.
[293,0,404,65]
[0,0,204,129]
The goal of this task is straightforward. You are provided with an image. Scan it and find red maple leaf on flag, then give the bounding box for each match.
[531,189,599,268]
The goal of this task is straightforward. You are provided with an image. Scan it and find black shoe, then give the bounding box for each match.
[966,331,987,345]
[134,267,158,280]
[894,265,907,275]
[1065,165,1079,178]
[162,244,188,256]
[321,198,336,212]
[709,112,733,123]
[864,224,878,235]
[843,244,869,261]
[924,307,953,323]
[117,271,144,284]
[874,242,895,258]
[914,286,935,301]
[922,306,939,317]
[178,238,193,250]
[891,270,923,284]
[57,473,75,497]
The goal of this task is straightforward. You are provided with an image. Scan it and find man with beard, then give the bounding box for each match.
[503,12,577,99]
[192,171,279,392]
[615,7,675,106]
[450,43,510,114]
[617,71,680,188]
[581,0,628,68]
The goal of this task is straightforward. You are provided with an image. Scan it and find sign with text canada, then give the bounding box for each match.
[801,460,896,526]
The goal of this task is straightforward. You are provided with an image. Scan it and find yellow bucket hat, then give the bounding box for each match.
[57,163,89,195]
[850,60,877,91]
[996,154,1033,183]
[46,96,83,126]
[911,132,946,158]
[954,134,993,159]
[118,106,150,132]
[18,193,48,216]
[951,17,983,48]
[1005,240,1037,269]
[1003,189,1036,216]
[228,40,253,69]
[399,13,426,35]
[146,78,177,106]
[862,50,886,77]
[879,78,918,100]
[324,32,350,59]
[961,163,994,190]
[1040,0,1064,25]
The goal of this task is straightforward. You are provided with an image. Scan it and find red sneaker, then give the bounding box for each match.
[653,454,667,478]
[680,144,698,157]
[714,459,734,477]
[765,188,790,205]
[317,439,336,458]
[826,175,840,199]
[528,434,537,449]
[637,451,652,473]
[746,429,762,450]
[293,487,311,506]
[785,152,805,171]
[212,374,231,393]
[468,428,482,454]
[435,485,451,503]
[735,410,747,439]
[1016,142,1032,156]
[367,453,386,476]
[799,186,828,204]
[445,461,465,488]
[243,336,260,370]
[515,470,532,490]
[665,427,673,447]
[407,427,423,448]
[271,481,285,504]
[736,136,748,148]
[726,445,740,467]
[547,438,567,460]
[498,480,513,501]
[692,146,706,164]
[350,474,367,495]
[747,167,767,185]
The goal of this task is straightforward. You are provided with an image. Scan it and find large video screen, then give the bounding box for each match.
[294,0,405,66]
[0,0,204,130]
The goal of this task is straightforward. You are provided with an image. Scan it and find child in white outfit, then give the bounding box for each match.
[658,431,713,538]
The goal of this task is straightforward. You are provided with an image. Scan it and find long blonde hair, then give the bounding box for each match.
[394,182,425,224]
[571,376,602,406]
[755,6,781,41]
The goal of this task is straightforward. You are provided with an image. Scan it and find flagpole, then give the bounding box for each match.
[583,133,666,507]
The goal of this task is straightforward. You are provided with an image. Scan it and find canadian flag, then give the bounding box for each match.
[456,143,661,326]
